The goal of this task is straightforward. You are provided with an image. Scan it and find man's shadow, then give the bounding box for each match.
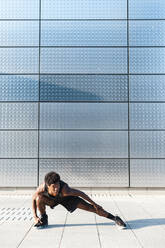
[39,218,165,230]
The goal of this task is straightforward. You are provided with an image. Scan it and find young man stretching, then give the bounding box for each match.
[32,171,126,229]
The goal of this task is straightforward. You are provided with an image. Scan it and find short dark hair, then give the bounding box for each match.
[44,171,60,186]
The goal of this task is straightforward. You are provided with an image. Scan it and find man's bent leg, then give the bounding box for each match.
[36,193,56,215]
[35,194,56,227]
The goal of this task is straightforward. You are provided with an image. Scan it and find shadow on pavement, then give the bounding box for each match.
[37,218,165,230]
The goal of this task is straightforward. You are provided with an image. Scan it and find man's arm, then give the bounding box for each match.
[62,185,102,210]
[32,182,45,223]
[32,192,39,219]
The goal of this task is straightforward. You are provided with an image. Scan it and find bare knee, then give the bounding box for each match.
[36,193,55,208]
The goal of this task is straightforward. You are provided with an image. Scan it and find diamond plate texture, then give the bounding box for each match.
[39,159,128,187]
[41,0,127,19]
[0,75,39,101]
[0,131,38,158]
[130,75,165,101]
[1,0,165,188]
[40,75,128,101]
[41,21,127,46]
[0,48,39,73]
[0,159,37,186]
[130,103,165,129]
[0,207,33,221]
[130,48,165,74]
[0,103,38,129]
[129,21,165,46]
[0,21,39,46]
[130,159,165,187]
[39,131,128,158]
[40,103,128,129]
[40,48,127,73]
[129,0,165,19]
[130,131,165,158]
[0,0,39,19]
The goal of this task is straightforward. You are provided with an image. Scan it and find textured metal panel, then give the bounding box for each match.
[40,75,128,101]
[41,21,127,46]
[0,48,39,74]
[41,0,127,19]
[0,131,38,158]
[0,0,39,19]
[130,159,165,187]
[130,131,165,158]
[0,21,39,46]
[130,48,165,74]
[39,131,128,158]
[129,0,165,19]
[0,159,37,187]
[40,48,127,73]
[40,103,128,129]
[130,103,165,129]
[130,75,165,101]
[130,21,165,46]
[39,159,128,187]
[0,75,39,101]
[0,103,38,129]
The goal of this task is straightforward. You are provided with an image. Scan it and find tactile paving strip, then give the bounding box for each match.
[0,207,33,222]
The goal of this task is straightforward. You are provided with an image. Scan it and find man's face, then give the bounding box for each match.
[47,182,60,196]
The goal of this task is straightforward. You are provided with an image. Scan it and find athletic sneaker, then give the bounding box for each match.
[115,216,126,229]
[34,213,48,228]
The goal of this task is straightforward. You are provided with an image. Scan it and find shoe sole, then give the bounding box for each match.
[34,224,48,229]
[116,224,127,230]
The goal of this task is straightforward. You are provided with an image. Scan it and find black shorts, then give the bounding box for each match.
[52,196,85,213]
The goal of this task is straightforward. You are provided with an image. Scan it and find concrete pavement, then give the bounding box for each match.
[0,190,165,248]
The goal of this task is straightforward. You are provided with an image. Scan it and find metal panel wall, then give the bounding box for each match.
[0,131,38,158]
[0,48,39,73]
[0,0,164,187]
[41,0,127,19]
[129,21,165,46]
[41,21,127,46]
[129,0,165,187]
[40,48,127,73]
[130,75,165,101]
[0,103,38,129]
[40,75,128,101]
[0,21,39,46]
[130,159,165,187]
[129,0,165,19]
[0,75,39,101]
[0,0,39,19]
[40,131,128,158]
[40,103,128,129]
[39,159,128,187]
[0,159,38,187]
[130,48,165,73]
[130,103,165,129]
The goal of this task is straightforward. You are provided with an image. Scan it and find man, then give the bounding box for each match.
[32,171,126,229]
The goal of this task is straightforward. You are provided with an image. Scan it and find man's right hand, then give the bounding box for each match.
[34,216,42,225]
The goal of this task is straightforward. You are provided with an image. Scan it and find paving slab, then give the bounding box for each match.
[112,195,165,248]
[60,209,100,248]
[20,206,67,248]
[95,198,142,248]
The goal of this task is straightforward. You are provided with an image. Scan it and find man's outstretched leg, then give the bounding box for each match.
[76,199,126,228]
